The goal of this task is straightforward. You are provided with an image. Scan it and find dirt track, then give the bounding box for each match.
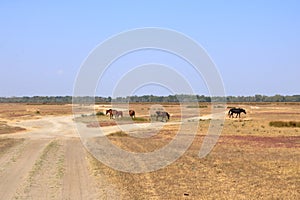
[0,116,114,199]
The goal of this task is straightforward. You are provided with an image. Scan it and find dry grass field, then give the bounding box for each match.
[0,102,299,199]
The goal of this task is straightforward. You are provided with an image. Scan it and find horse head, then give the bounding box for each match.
[106,109,111,115]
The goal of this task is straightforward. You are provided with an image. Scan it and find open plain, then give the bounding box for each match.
[0,102,299,199]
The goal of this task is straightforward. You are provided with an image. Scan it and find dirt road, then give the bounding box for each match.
[0,115,116,200]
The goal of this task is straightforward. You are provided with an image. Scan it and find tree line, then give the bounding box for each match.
[0,94,300,103]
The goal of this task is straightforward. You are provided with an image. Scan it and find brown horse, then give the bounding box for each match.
[129,110,135,118]
[106,109,123,119]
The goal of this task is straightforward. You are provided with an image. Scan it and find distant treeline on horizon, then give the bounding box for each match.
[0,94,300,103]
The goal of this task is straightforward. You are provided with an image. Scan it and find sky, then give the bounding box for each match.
[0,1,299,97]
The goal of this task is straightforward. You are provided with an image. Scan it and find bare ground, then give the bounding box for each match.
[0,103,299,199]
[0,115,114,200]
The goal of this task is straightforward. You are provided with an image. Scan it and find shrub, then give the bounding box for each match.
[96,111,105,116]
[269,121,300,128]
[108,131,128,137]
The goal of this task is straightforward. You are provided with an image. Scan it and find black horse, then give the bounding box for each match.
[228,108,246,118]
[106,109,123,119]
[156,111,170,122]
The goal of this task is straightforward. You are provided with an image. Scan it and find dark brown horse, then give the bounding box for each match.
[156,111,170,122]
[228,108,246,118]
[129,110,135,118]
[106,109,123,119]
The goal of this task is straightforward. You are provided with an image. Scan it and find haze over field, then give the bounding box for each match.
[0,1,299,97]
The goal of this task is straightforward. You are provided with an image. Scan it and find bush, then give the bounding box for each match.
[96,111,105,116]
[269,121,300,128]
[108,131,128,137]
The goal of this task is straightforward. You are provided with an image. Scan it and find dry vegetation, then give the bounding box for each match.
[0,103,72,121]
[0,121,25,135]
[0,103,73,135]
[87,102,300,199]
[0,102,299,199]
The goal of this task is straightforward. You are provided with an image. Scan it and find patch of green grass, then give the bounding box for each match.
[269,121,300,128]
[115,117,148,122]
[132,117,149,122]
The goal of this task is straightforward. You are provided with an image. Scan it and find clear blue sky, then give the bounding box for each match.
[1,1,299,97]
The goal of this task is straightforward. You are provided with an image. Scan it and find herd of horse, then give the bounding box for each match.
[105,109,170,121]
[106,109,136,119]
[104,107,246,122]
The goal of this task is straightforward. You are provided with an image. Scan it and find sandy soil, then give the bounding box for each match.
[0,115,112,199]
[0,102,299,199]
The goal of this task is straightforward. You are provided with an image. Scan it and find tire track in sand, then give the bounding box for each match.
[0,139,49,200]
[62,138,100,200]
[14,139,65,200]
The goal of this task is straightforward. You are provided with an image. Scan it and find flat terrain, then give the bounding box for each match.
[0,102,299,199]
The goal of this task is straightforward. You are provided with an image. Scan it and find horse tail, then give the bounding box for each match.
[166,112,170,120]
